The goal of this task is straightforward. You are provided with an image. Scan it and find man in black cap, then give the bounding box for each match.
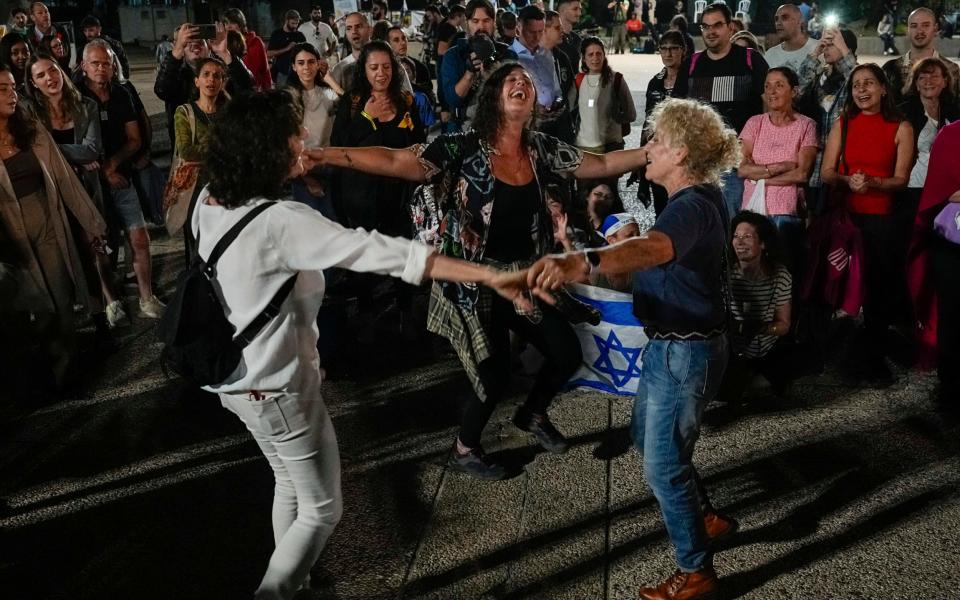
[79,15,130,79]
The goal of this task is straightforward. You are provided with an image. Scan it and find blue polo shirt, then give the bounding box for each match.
[632,184,729,334]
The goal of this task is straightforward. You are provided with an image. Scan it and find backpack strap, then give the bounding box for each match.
[234,273,297,347]
[745,47,753,70]
[203,202,277,274]
[575,72,585,89]
[688,51,702,76]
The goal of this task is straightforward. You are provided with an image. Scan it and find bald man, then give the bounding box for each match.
[882,7,960,103]
[763,3,819,72]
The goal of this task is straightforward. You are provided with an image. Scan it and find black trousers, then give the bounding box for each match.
[851,213,897,359]
[458,296,582,448]
[932,237,960,390]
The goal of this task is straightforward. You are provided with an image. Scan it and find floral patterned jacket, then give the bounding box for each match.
[412,130,584,310]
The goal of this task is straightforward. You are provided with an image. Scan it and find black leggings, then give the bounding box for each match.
[458,296,582,448]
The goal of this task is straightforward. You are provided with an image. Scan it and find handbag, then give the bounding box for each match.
[745,178,767,215]
[933,202,960,244]
[163,103,201,236]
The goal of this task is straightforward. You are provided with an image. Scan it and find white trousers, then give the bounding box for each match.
[220,376,342,600]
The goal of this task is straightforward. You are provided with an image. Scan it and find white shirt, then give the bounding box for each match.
[301,86,339,148]
[763,38,819,73]
[909,115,946,188]
[298,20,338,57]
[575,73,603,148]
[192,192,432,394]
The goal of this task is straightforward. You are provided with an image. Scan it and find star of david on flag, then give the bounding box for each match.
[565,283,647,396]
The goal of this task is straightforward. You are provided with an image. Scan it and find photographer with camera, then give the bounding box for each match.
[440,0,517,132]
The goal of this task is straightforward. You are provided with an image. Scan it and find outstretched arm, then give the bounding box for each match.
[305,146,428,182]
[574,147,648,180]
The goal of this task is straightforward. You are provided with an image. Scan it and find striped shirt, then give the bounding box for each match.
[730,264,792,359]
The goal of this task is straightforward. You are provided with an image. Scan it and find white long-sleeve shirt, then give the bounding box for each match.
[191,190,432,394]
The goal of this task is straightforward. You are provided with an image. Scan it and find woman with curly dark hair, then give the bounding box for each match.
[719,210,794,408]
[0,65,107,394]
[312,62,649,479]
[195,89,531,600]
[330,40,423,235]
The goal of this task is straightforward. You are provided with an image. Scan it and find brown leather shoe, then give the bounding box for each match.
[638,567,720,600]
[703,510,738,543]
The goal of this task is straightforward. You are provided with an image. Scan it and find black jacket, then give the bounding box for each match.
[154,53,254,147]
[898,93,960,150]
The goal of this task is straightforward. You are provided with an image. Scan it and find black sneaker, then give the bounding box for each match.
[513,408,570,454]
[448,445,508,480]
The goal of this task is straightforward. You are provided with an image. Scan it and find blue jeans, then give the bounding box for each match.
[769,214,804,274]
[720,170,744,220]
[631,336,729,571]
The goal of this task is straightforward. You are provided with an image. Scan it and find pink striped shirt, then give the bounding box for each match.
[740,113,819,215]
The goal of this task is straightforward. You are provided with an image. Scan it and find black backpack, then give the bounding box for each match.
[158,202,297,386]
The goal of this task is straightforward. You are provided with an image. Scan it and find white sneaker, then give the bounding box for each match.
[106,300,127,328]
[139,295,166,319]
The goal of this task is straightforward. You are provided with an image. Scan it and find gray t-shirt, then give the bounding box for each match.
[763,38,819,73]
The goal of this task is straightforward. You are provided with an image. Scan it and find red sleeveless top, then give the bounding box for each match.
[839,112,901,215]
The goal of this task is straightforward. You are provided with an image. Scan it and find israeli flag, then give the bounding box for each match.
[566,283,647,397]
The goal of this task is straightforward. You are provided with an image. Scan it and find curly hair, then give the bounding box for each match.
[842,63,903,123]
[348,40,407,119]
[23,53,85,130]
[905,57,956,107]
[647,98,741,185]
[471,62,535,146]
[579,36,613,87]
[730,210,784,272]
[0,65,37,151]
[204,90,303,208]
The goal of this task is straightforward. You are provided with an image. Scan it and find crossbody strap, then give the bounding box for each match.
[202,202,277,275]
[200,200,300,348]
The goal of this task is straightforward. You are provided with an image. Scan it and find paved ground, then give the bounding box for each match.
[1,49,958,600]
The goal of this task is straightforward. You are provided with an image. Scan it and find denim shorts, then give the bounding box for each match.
[108,183,146,230]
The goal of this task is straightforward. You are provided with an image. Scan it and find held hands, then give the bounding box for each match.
[485,269,536,312]
[526,252,590,297]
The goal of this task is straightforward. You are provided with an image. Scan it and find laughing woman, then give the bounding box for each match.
[820,63,914,384]
[312,62,649,479]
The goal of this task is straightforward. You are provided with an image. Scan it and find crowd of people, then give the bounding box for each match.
[1,2,958,600]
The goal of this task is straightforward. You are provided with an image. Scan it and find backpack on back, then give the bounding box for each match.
[158,202,297,386]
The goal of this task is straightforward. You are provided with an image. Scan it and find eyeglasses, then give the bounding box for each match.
[86,60,112,70]
[699,21,729,32]
[659,45,683,52]
[732,233,756,241]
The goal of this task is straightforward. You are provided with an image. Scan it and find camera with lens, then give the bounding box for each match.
[468,33,497,71]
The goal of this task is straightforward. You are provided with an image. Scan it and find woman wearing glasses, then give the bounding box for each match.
[639,30,688,215]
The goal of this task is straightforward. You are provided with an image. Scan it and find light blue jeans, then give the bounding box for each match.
[631,336,729,571]
[220,373,342,600]
[720,170,744,221]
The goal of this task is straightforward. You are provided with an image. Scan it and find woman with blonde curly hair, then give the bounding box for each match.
[528,97,741,600]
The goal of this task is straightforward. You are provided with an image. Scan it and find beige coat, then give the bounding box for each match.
[0,126,107,314]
